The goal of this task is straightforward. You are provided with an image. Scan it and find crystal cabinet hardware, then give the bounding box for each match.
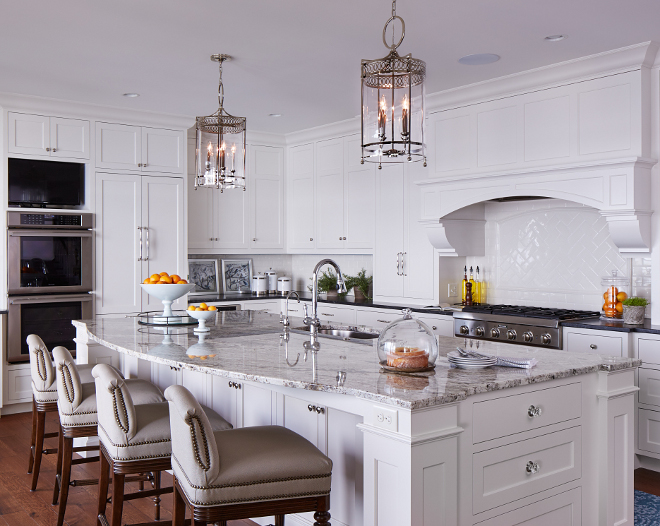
[528,405,543,418]
[228,381,241,389]
[525,461,540,475]
[308,404,325,415]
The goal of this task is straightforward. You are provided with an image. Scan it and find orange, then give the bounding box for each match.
[188,305,196,311]
[615,302,623,313]
[603,292,609,300]
[143,278,151,284]
[171,274,181,283]
[177,279,188,284]
[199,302,208,309]
[195,307,204,311]
[617,292,628,302]
[149,278,159,284]
[603,307,617,318]
[602,303,609,312]
[159,275,173,284]
[150,274,160,281]
[159,272,169,277]
[208,305,217,311]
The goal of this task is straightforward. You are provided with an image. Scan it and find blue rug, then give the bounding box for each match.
[636,490,660,525]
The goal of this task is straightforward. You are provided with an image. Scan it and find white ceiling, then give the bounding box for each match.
[2,0,660,134]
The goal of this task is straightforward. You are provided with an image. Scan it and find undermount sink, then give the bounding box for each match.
[292,326,379,341]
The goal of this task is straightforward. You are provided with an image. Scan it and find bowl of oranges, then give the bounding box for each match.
[140,272,195,319]
[187,303,218,332]
[601,270,629,319]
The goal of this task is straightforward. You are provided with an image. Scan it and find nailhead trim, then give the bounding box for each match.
[110,386,129,434]
[58,363,75,403]
[98,424,171,461]
[98,423,171,448]
[185,415,211,472]
[34,348,48,382]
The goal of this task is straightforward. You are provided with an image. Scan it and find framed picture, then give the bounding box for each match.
[221,258,253,294]
[188,259,219,296]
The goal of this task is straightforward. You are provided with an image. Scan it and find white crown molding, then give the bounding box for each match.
[246,130,286,147]
[285,116,359,147]
[426,41,660,114]
[0,91,194,130]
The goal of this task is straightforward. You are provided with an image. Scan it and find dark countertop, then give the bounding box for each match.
[561,317,660,335]
[189,292,455,316]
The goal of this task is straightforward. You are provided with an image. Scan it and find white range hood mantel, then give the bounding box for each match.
[416,43,659,257]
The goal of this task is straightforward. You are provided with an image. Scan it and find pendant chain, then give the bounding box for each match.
[218,60,225,109]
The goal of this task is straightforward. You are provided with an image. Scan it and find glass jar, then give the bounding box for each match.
[601,270,630,319]
[376,309,439,371]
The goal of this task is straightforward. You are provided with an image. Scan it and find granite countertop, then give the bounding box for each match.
[73,311,639,410]
[189,291,454,316]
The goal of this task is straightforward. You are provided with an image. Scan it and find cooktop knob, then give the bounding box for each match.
[459,325,470,335]
[541,333,552,345]
[507,329,517,341]
[475,326,485,337]
[523,331,534,343]
[491,328,500,338]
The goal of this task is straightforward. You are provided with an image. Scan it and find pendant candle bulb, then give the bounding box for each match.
[361,0,426,168]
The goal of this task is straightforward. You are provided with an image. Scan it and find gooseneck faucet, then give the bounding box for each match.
[303,258,347,353]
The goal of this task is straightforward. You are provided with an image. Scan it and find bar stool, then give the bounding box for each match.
[165,385,333,526]
[93,364,232,526]
[52,347,166,526]
[26,334,95,491]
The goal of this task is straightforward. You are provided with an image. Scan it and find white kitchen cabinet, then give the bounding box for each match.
[8,112,90,159]
[316,304,357,325]
[343,135,375,250]
[95,172,186,314]
[562,327,629,357]
[250,145,284,250]
[4,364,32,404]
[282,393,327,456]
[287,143,316,250]
[414,315,454,337]
[355,308,401,329]
[316,138,345,249]
[96,122,184,175]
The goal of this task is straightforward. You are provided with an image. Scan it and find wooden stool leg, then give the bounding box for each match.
[172,479,186,526]
[52,425,64,504]
[153,470,161,521]
[111,472,125,526]
[97,450,110,526]
[313,511,331,525]
[27,399,37,474]
[30,407,46,491]
[55,436,73,526]
[275,515,285,526]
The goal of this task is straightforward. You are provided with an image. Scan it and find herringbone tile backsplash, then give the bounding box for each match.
[467,199,651,313]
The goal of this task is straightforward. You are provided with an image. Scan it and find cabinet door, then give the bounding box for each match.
[250,146,284,249]
[344,135,375,250]
[96,122,141,170]
[315,138,345,249]
[50,117,90,159]
[187,173,215,250]
[141,127,184,174]
[210,376,239,428]
[95,173,143,314]
[374,164,404,298]
[215,188,248,250]
[241,383,274,428]
[288,144,316,249]
[141,176,186,312]
[282,394,326,450]
[8,112,49,155]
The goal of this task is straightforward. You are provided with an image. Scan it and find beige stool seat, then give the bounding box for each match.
[32,363,94,403]
[165,385,332,525]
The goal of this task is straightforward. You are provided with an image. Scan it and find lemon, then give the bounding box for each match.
[199,302,208,309]
[188,305,196,311]
[208,305,217,311]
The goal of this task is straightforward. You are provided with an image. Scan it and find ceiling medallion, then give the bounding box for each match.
[361,0,426,169]
[194,54,246,191]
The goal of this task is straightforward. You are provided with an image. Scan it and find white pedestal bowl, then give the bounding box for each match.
[187,309,217,333]
[140,283,196,322]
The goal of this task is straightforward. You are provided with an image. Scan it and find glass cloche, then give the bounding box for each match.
[377,309,439,371]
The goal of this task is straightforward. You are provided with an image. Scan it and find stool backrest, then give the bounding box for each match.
[92,364,137,443]
[165,385,220,486]
[52,346,84,414]
[27,334,55,392]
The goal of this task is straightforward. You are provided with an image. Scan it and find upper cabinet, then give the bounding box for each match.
[8,112,90,159]
[287,143,315,250]
[96,122,184,175]
[250,145,284,250]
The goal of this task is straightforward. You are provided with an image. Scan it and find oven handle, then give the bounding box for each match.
[9,294,94,304]
[8,230,93,238]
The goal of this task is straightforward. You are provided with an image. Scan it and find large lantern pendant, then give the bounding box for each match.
[195,54,247,191]
[361,0,426,169]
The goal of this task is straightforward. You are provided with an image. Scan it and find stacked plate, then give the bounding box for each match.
[447,350,497,369]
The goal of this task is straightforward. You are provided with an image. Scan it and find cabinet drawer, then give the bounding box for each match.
[639,408,660,454]
[317,305,356,325]
[475,488,581,526]
[639,338,660,365]
[473,426,581,514]
[473,383,582,444]
[415,315,454,337]
[355,308,399,329]
[6,367,33,403]
[565,331,623,357]
[639,368,660,407]
[282,300,306,317]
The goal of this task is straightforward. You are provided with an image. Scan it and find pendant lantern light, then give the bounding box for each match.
[361,0,426,168]
[195,54,246,191]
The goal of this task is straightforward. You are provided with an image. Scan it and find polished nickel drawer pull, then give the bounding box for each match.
[308,404,325,414]
[320,313,334,317]
[527,405,542,418]
[590,344,597,349]
[525,461,540,475]
[228,381,241,389]
[376,319,391,324]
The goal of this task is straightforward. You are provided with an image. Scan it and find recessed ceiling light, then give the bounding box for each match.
[122,92,140,98]
[545,35,565,42]
[458,53,500,66]
[269,113,282,117]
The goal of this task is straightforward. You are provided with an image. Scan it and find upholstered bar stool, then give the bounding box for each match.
[52,347,165,526]
[26,334,96,491]
[165,385,333,526]
[93,364,232,526]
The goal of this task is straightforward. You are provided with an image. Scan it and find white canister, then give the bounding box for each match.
[266,270,278,294]
[252,274,268,296]
[277,276,292,296]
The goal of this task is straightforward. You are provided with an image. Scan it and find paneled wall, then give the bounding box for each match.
[466,199,651,312]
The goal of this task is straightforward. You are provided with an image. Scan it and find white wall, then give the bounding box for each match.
[466,199,652,313]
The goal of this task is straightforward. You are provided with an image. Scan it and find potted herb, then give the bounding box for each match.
[308,269,344,299]
[345,269,373,302]
[622,297,649,325]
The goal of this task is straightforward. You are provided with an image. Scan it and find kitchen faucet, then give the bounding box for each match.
[303,258,347,353]
[280,291,300,327]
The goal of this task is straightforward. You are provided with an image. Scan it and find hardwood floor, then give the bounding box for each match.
[635,468,660,497]
[0,410,256,526]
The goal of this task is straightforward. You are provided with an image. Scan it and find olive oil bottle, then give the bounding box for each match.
[469,267,477,305]
[461,266,468,305]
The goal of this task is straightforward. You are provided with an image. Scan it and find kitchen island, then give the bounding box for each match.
[74,311,639,526]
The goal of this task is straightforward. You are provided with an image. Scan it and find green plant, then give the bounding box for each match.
[622,296,649,307]
[344,269,373,300]
[308,269,343,295]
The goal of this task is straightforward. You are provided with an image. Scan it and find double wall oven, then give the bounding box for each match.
[7,212,93,363]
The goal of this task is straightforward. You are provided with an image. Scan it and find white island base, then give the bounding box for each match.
[74,314,638,526]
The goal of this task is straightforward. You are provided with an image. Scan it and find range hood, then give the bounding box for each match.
[416,42,658,257]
